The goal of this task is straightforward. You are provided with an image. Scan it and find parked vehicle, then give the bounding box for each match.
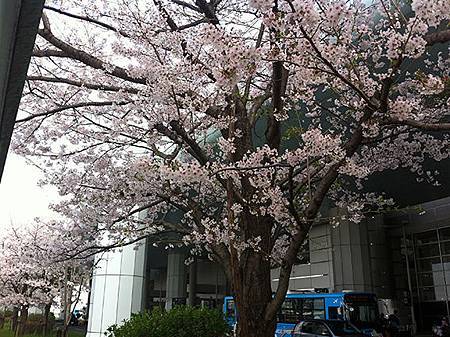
[292,319,365,337]
[223,292,379,337]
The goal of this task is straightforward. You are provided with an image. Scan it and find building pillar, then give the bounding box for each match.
[188,258,197,306]
[165,251,187,310]
[86,239,147,337]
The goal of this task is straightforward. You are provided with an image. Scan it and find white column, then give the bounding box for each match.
[165,251,187,310]
[86,239,147,337]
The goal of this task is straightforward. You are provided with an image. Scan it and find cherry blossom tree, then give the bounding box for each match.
[13,0,450,336]
[0,222,91,337]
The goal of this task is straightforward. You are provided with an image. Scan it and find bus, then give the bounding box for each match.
[223,292,379,337]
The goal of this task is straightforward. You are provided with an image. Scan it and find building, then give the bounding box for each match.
[0,0,44,180]
[87,193,450,337]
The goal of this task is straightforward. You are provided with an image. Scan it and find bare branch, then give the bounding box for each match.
[27,75,139,94]
[425,29,450,46]
[170,0,202,13]
[16,101,132,123]
[37,25,146,85]
[384,117,450,131]
[43,5,131,38]
[32,49,68,58]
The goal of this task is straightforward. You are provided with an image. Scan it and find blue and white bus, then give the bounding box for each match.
[223,292,379,337]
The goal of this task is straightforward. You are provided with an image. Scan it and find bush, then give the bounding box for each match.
[106,306,230,337]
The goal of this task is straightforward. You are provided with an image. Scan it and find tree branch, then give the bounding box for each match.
[32,49,68,58]
[26,76,139,94]
[384,117,450,131]
[425,29,450,46]
[37,24,146,85]
[43,5,131,38]
[16,101,132,123]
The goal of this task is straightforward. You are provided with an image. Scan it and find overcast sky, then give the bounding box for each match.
[0,152,58,228]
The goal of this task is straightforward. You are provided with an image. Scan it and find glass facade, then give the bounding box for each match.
[413,227,450,329]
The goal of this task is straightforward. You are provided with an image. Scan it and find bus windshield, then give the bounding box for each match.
[344,294,378,329]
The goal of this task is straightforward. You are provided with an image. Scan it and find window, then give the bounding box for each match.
[277,298,302,323]
[415,231,438,245]
[310,322,330,336]
[225,299,235,319]
[413,227,450,303]
[313,298,326,319]
[439,228,450,241]
[420,286,446,301]
[416,244,440,258]
[277,297,325,323]
[417,258,442,272]
[302,299,313,319]
[441,241,450,255]
[299,322,315,334]
[418,272,445,287]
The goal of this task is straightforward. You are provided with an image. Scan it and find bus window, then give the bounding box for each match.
[226,299,235,320]
[344,294,378,329]
[302,298,313,319]
[277,298,302,323]
[302,298,325,319]
[313,298,325,319]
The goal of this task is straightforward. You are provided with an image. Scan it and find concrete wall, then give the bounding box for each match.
[271,210,392,296]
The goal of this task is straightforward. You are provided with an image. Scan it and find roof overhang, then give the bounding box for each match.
[0,0,44,181]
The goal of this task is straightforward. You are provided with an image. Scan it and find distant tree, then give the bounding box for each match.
[0,223,91,337]
[14,1,449,336]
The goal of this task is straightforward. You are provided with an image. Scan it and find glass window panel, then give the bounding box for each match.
[311,323,330,335]
[277,298,302,323]
[417,244,440,258]
[441,242,450,255]
[415,231,438,245]
[445,271,450,284]
[418,272,445,287]
[417,258,442,272]
[302,298,313,319]
[419,287,446,301]
[442,256,450,270]
[439,228,450,241]
[313,298,325,319]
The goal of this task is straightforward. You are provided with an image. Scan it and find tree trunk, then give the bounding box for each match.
[62,285,74,337]
[233,249,277,337]
[11,307,19,332]
[14,306,28,337]
[43,303,52,336]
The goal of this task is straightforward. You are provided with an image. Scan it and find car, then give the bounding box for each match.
[292,319,366,337]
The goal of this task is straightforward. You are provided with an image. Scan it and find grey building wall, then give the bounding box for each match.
[271,209,392,297]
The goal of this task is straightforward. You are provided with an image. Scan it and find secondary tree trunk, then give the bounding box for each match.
[43,303,52,336]
[14,306,28,337]
[11,307,19,332]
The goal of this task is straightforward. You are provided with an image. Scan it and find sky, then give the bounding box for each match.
[0,152,58,228]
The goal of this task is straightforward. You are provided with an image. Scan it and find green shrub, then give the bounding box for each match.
[106,306,230,337]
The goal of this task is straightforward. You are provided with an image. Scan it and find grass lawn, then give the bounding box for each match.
[0,327,85,337]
